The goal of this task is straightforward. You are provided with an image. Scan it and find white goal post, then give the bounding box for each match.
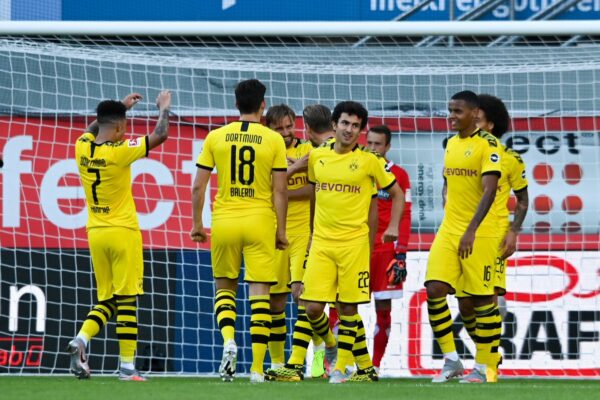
[0,21,599,378]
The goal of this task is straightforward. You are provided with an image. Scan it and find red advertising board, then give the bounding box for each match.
[1,115,599,250]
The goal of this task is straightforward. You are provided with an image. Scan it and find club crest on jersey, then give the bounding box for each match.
[490,153,500,163]
[522,169,526,179]
[128,138,142,147]
[349,159,359,171]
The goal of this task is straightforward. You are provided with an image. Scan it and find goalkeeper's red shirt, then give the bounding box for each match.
[374,160,412,253]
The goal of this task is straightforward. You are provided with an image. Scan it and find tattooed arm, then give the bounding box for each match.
[148,90,172,150]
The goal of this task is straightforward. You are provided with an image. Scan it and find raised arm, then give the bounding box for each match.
[147,90,171,150]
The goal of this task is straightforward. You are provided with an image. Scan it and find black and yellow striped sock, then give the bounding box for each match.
[490,310,503,369]
[352,315,373,370]
[474,303,502,367]
[308,312,336,348]
[288,306,312,366]
[215,289,236,343]
[427,297,456,355]
[268,310,286,366]
[249,295,271,374]
[116,296,138,364]
[462,313,477,342]
[79,299,117,341]
[335,314,358,372]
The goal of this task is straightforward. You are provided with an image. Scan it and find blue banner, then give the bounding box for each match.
[12,0,600,21]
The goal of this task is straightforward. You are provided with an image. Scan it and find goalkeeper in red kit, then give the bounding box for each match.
[366,125,412,374]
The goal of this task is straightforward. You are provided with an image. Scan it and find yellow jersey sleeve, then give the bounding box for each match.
[272,135,288,171]
[478,131,502,177]
[113,136,149,166]
[369,152,396,191]
[492,145,527,227]
[196,133,215,170]
[286,139,313,234]
[506,147,528,192]
[308,150,316,184]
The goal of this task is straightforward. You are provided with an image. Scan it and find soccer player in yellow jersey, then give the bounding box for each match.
[68,90,172,381]
[304,101,404,383]
[265,104,339,382]
[283,104,335,203]
[456,94,529,383]
[303,104,335,148]
[190,79,288,383]
[426,90,503,384]
[300,104,343,356]
[264,104,313,370]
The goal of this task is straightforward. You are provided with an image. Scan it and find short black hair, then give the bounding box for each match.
[96,100,127,124]
[478,94,510,138]
[451,90,480,109]
[302,104,332,133]
[235,79,266,114]
[369,125,392,146]
[331,101,369,130]
[265,104,295,128]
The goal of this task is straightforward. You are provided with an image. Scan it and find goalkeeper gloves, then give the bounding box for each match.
[386,252,407,285]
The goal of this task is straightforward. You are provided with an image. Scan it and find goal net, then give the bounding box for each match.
[1,22,599,378]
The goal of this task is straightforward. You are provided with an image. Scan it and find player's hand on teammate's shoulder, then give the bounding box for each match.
[156,90,172,111]
[190,225,208,243]
[122,92,143,110]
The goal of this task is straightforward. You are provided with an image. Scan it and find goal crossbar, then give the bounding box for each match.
[0,20,600,37]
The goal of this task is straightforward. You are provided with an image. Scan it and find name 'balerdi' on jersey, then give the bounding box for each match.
[196,121,288,218]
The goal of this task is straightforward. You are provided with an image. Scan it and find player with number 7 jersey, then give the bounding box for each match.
[71,90,171,382]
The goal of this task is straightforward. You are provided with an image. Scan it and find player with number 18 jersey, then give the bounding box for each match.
[196,120,288,283]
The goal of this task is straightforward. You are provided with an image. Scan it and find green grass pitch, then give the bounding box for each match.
[2,376,600,400]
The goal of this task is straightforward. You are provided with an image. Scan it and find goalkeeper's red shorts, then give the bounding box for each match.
[370,248,404,300]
